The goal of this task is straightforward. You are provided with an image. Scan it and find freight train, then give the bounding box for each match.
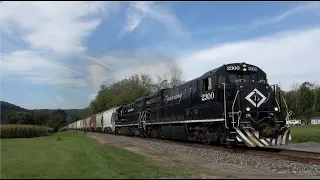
[63,62,292,148]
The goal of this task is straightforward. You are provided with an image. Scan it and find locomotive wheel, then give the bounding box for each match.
[203,137,210,145]
[195,131,200,141]
[226,141,236,148]
[150,128,158,139]
[220,131,226,145]
[203,131,211,145]
[158,128,165,139]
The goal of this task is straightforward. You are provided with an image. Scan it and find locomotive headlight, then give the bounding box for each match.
[274,107,279,111]
[246,107,250,111]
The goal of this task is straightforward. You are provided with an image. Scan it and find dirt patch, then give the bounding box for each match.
[87,133,315,179]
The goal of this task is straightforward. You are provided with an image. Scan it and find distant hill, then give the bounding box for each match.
[0,101,31,113]
[0,101,81,122]
[63,109,79,118]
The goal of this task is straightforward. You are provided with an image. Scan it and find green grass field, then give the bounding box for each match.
[0,131,197,179]
[290,125,320,143]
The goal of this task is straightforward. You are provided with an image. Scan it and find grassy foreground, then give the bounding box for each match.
[290,124,320,143]
[0,131,195,179]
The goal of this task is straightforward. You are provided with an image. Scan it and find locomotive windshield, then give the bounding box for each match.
[228,72,266,83]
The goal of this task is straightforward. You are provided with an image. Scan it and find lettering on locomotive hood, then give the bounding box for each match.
[245,88,267,108]
[166,93,183,102]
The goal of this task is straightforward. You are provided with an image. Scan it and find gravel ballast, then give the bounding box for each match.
[88,132,320,177]
[285,142,320,153]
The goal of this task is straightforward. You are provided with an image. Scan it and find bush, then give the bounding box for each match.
[0,124,54,139]
[59,127,67,132]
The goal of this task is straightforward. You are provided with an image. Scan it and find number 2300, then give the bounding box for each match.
[201,92,215,101]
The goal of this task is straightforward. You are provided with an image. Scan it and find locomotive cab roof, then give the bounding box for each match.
[200,62,266,79]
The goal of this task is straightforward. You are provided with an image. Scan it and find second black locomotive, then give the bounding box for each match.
[113,62,292,147]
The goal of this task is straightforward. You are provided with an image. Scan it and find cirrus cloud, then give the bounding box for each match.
[0,1,119,54]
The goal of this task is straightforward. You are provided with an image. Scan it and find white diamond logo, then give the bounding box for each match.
[245,88,267,108]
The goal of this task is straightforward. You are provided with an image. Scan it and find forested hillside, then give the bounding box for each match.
[1,101,31,113]
[0,101,83,131]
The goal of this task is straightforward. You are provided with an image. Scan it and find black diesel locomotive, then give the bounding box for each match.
[112,62,292,147]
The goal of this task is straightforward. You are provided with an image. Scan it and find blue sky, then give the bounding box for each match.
[1,1,320,109]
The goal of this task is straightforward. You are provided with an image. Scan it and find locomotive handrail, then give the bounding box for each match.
[138,111,142,128]
[236,111,242,128]
[272,84,281,112]
[282,96,292,126]
[222,83,229,129]
[232,90,240,128]
[235,79,246,83]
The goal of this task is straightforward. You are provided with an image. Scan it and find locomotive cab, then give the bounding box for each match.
[222,63,291,147]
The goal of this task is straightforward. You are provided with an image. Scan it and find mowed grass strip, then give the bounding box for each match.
[290,125,320,143]
[1,131,195,179]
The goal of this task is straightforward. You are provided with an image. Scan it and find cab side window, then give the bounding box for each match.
[218,75,225,84]
[212,75,216,86]
[203,77,212,91]
[258,72,266,83]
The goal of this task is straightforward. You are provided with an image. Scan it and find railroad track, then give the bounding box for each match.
[162,139,320,165]
[260,147,320,165]
[158,138,320,165]
[83,131,320,165]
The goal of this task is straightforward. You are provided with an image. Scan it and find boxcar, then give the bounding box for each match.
[95,113,103,132]
[79,119,83,130]
[77,120,81,130]
[90,115,96,132]
[86,117,90,131]
[82,119,86,131]
[102,107,119,133]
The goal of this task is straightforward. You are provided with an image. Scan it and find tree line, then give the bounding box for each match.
[78,68,320,124]
[71,67,185,123]
[2,66,319,131]
[2,109,68,132]
[283,82,320,123]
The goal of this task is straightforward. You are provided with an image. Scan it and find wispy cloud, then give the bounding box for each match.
[86,50,183,92]
[56,96,70,104]
[1,50,87,87]
[88,65,110,90]
[193,2,320,35]
[0,1,117,54]
[121,2,188,38]
[178,27,320,91]
[26,77,87,87]
[85,55,117,70]
[89,94,98,101]
[251,2,320,28]
[0,1,120,88]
